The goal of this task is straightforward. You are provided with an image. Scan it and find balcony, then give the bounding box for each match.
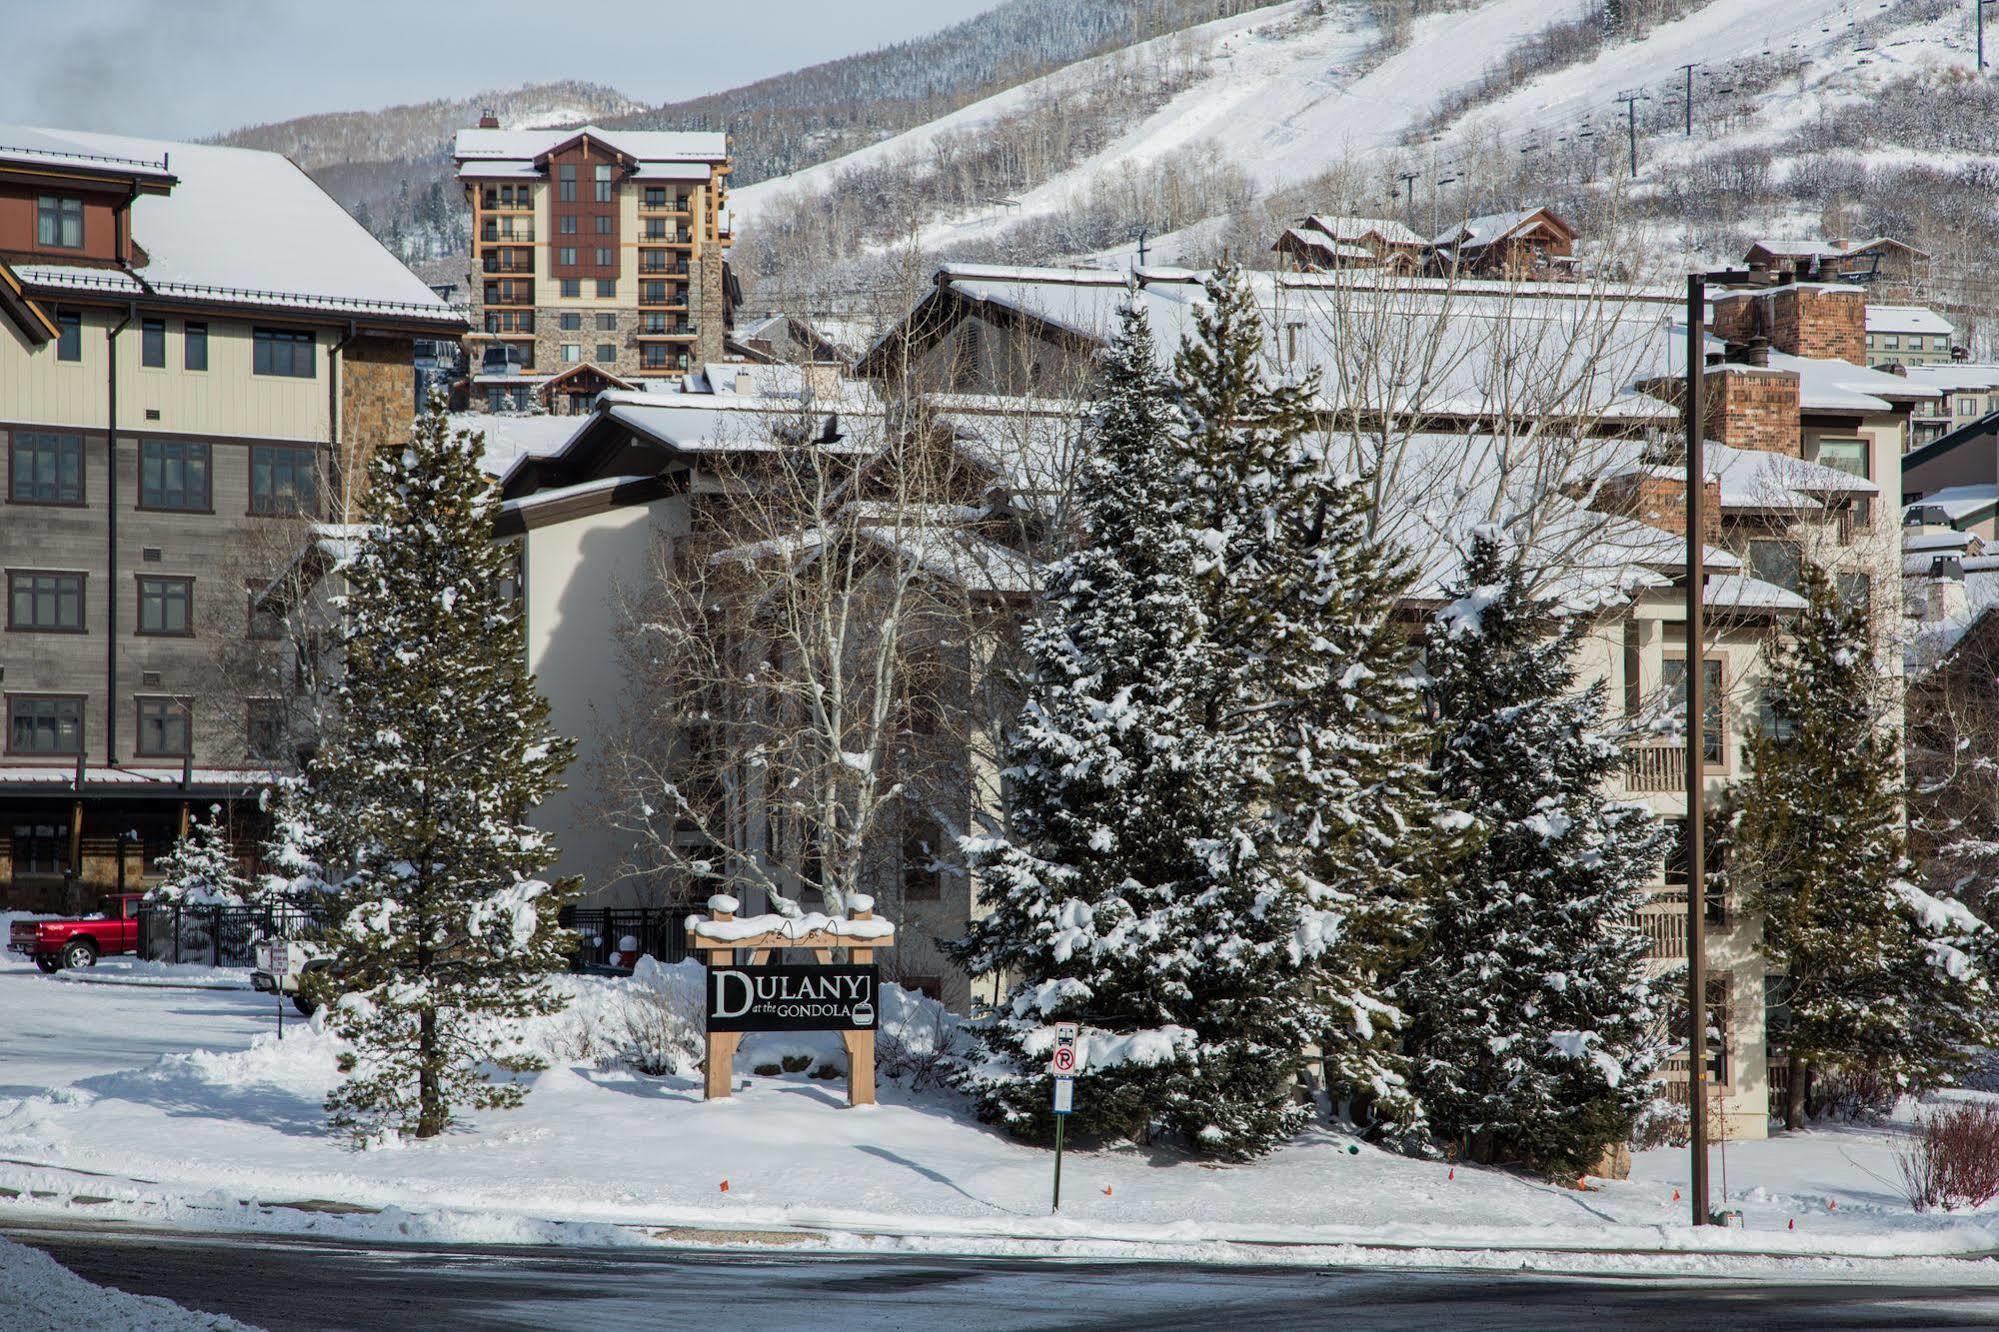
[1632,891,1688,960]
[481,253,536,275]
[1622,743,1685,794]
[481,224,536,243]
[480,190,535,211]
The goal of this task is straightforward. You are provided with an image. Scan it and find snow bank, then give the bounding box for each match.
[0,1235,251,1330]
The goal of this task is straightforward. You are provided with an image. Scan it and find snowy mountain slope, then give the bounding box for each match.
[732,0,1928,266]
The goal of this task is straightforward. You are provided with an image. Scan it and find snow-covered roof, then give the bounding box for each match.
[1747,237,1850,259]
[1430,208,1559,251]
[449,412,586,478]
[916,265,1682,425]
[1766,348,1938,411]
[1900,364,1999,393]
[1866,305,1953,337]
[1906,529,1976,555]
[1276,229,1376,262]
[0,128,177,184]
[858,524,1038,595]
[453,125,729,165]
[0,124,458,325]
[1704,575,1808,611]
[1907,484,1999,523]
[1301,214,1424,247]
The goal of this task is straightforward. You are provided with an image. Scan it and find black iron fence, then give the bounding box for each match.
[560,906,689,970]
[137,903,333,967]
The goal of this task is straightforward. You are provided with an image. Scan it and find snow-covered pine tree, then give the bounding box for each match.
[1731,561,1994,1128]
[312,406,578,1142]
[250,777,334,910]
[1404,532,1666,1174]
[147,806,251,906]
[948,301,1309,1158]
[1168,264,1443,1129]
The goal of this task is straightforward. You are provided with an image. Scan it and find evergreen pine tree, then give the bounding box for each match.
[147,806,251,906]
[1404,533,1666,1174]
[252,777,334,911]
[949,301,1312,1158]
[1168,265,1444,1128]
[1732,562,1995,1127]
[311,407,578,1142]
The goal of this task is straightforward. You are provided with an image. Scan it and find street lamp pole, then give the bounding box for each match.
[1684,272,1711,1227]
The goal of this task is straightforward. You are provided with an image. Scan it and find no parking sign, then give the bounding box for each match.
[1049,1022,1082,1210]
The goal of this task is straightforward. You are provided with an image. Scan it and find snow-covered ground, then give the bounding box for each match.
[1,944,1996,1271]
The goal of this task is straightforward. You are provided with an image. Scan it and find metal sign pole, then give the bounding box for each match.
[1049,1022,1079,1214]
[1052,1115,1065,1212]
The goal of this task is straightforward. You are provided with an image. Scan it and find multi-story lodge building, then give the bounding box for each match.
[0,124,462,907]
[454,118,736,413]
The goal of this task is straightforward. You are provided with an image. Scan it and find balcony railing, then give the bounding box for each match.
[482,254,535,275]
[1622,743,1685,794]
[481,225,535,242]
[1633,890,1688,960]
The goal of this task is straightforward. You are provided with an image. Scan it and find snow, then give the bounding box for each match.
[1867,305,1955,336]
[1,957,1998,1263]
[1909,484,1999,523]
[450,413,584,479]
[0,1236,252,1330]
[454,125,728,164]
[686,911,895,943]
[0,124,455,320]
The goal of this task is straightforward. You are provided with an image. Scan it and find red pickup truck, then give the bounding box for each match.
[9,895,144,973]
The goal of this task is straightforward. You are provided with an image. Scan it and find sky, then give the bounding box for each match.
[3,0,998,140]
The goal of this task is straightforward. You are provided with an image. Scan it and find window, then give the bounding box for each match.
[183,321,207,371]
[8,696,83,755]
[558,246,577,267]
[902,824,945,903]
[250,444,318,516]
[10,824,65,876]
[1747,539,1802,594]
[141,318,166,368]
[136,697,190,757]
[595,279,615,298]
[594,164,613,203]
[137,577,193,636]
[252,328,314,378]
[1836,571,1872,612]
[595,313,617,332]
[594,214,612,235]
[560,279,581,298]
[559,312,582,331]
[561,344,582,363]
[36,196,83,248]
[644,187,665,208]
[1936,335,1952,351]
[10,432,83,505]
[56,310,80,361]
[1662,657,1725,767]
[596,343,616,362]
[140,440,210,511]
[558,164,577,202]
[247,700,285,760]
[246,588,283,642]
[1884,334,1899,350]
[8,572,83,631]
[559,215,577,235]
[1813,437,1871,528]
[644,218,667,240]
[641,345,670,370]
[641,280,666,305]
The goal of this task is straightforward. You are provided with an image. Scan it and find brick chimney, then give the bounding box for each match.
[1704,365,1802,456]
[1710,285,1865,365]
[478,108,500,129]
[1594,471,1721,547]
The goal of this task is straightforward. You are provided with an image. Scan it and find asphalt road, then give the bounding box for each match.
[11,1224,1999,1331]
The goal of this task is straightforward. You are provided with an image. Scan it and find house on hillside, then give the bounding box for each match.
[728,312,850,365]
[1272,215,1427,274]
[0,123,463,907]
[1743,236,1930,287]
[1428,207,1576,279]
[1864,305,1953,369]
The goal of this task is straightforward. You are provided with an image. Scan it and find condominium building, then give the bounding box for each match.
[0,123,463,906]
[454,118,735,413]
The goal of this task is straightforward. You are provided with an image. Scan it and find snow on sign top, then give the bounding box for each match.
[0,124,456,320]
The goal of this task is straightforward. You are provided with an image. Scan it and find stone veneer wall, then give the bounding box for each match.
[341,335,417,500]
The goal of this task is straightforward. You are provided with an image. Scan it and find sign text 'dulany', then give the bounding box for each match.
[706,963,878,1032]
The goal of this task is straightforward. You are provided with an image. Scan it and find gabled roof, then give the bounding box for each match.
[1431,207,1571,252]
[1300,214,1425,247]
[454,124,729,167]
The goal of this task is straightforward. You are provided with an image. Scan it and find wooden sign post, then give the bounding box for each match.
[686,894,895,1107]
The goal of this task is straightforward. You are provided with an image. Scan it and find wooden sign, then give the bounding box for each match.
[685,893,895,1106]
[707,963,879,1033]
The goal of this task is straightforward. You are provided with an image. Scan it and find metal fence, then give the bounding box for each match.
[137,903,332,967]
[560,906,689,969]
